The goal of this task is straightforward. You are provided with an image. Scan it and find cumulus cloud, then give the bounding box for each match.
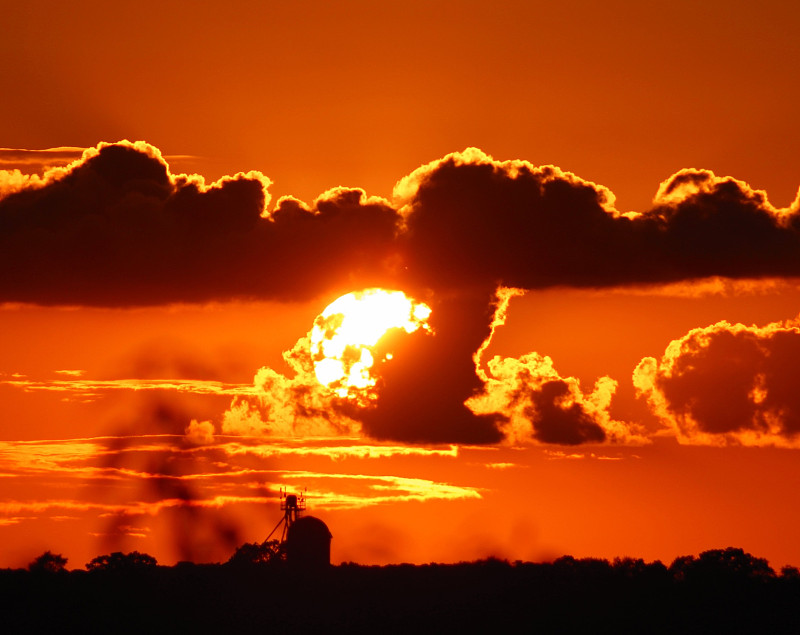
[396,150,800,293]
[468,352,646,446]
[355,288,507,443]
[220,288,507,444]
[3,142,800,307]
[222,335,362,438]
[0,147,85,198]
[6,141,800,446]
[378,150,799,446]
[220,286,642,446]
[634,318,800,447]
[0,141,399,306]
[464,286,644,446]
[185,419,215,445]
[352,284,643,445]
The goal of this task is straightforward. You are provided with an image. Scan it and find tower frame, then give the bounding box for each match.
[266,487,306,543]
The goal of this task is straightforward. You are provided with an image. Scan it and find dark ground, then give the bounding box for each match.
[2,548,799,634]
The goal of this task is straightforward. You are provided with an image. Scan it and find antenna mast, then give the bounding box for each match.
[266,487,307,543]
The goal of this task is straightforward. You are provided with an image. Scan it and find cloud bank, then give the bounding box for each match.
[4,141,800,446]
[396,151,800,292]
[0,141,397,305]
[3,142,800,307]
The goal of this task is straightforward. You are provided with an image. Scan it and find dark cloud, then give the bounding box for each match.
[522,380,607,445]
[266,190,401,298]
[3,143,800,306]
[397,154,800,292]
[5,142,800,446]
[468,349,644,446]
[354,287,638,445]
[634,319,800,447]
[383,151,799,444]
[221,289,507,444]
[0,141,399,306]
[223,287,645,446]
[357,288,506,444]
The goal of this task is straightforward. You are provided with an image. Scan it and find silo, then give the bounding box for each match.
[286,516,332,569]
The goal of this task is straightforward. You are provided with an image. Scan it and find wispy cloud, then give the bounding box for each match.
[0,147,85,168]
[0,147,199,171]
[1,376,256,400]
[0,495,275,519]
[0,435,477,525]
[219,438,459,461]
[543,450,627,461]
[276,470,482,509]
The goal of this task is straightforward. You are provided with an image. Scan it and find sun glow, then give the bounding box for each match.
[309,289,432,399]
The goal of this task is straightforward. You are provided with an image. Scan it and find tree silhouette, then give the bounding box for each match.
[227,539,285,566]
[86,551,158,573]
[670,547,775,586]
[2,547,799,633]
[27,551,67,573]
[613,556,669,582]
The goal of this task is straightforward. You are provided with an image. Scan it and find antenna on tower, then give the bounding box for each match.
[266,486,307,543]
[265,486,332,569]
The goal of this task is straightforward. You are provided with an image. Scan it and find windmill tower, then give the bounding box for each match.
[267,487,332,569]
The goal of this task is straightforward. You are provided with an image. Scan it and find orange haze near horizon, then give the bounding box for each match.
[2,290,800,571]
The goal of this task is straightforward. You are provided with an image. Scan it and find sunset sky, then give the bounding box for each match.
[2,0,800,570]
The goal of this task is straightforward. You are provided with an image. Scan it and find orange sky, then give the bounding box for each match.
[2,1,800,571]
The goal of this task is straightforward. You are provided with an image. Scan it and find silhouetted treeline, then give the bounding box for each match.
[2,547,799,634]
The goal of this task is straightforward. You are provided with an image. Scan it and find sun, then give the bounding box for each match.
[309,288,432,400]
